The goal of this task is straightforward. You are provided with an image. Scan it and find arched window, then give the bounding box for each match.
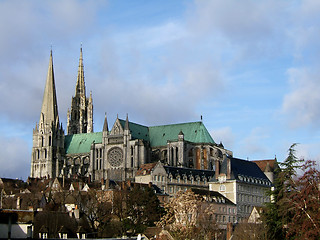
[49,136,51,146]
[44,149,47,159]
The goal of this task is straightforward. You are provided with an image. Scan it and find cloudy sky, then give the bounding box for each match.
[1,0,320,180]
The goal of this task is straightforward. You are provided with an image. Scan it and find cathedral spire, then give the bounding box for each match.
[40,50,59,126]
[103,113,109,132]
[67,46,93,134]
[75,46,85,97]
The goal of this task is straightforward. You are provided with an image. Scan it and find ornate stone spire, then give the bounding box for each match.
[75,46,85,97]
[67,46,93,134]
[39,50,59,127]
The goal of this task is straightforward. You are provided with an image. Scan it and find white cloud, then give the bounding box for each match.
[210,127,235,150]
[282,67,320,128]
[242,127,269,156]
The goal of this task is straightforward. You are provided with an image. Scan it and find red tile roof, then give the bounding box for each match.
[136,162,158,176]
[252,159,278,172]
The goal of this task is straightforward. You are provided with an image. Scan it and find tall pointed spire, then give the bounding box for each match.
[40,50,59,126]
[75,46,85,97]
[67,46,93,134]
[103,113,109,132]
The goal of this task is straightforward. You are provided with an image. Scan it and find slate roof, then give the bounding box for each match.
[191,188,236,205]
[64,120,215,154]
[212,157,272,185]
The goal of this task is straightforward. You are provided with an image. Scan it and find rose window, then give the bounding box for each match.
[108,147,123,167]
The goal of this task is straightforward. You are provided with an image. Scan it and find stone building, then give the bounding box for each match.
[30,49,231,182]
[209,157,272,221]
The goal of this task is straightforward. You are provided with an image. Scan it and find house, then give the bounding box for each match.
[0,209,34,239]
[252,158,279,183]
[248,206,264,224]
[135,161,215,195]
[209,157,272,221]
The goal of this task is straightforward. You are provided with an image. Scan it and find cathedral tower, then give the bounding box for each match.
[30,51,64,178]
[67,47,93,134]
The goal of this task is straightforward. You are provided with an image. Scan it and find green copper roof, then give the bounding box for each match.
[64,121,215,154]
[148,121,215,147]
[65,132,102,154]
[119,119,150,141]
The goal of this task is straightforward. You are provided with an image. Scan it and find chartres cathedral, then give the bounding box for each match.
[30,49,232,182]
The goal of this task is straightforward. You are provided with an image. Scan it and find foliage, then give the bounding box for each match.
[78,189,113,237]
[232,221,267,240]
[263,144,320,240]
[157,190,220,240]
[285,160,320,239]
[124,185,162,236]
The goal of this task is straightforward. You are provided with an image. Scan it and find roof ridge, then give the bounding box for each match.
[65,132,102,137]
[149,121,203,128]
[118,118,148,128]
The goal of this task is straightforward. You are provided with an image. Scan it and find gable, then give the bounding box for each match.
[118,119,149,141]
[110,118,124,135]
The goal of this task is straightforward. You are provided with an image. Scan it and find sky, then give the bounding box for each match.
[1,0,320,180]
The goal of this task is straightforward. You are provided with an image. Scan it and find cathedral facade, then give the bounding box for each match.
[30,49,232,182]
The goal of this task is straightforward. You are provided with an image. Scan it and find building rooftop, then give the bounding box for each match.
[64,120,215,154]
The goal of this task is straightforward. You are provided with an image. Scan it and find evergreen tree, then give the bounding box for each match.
[263,144,303,239]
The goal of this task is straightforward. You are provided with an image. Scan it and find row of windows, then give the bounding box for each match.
[34,163,46,170]
[38,136,52,148]
[238,175,271,186]
[154,174,208,185]
[238,204,253,214]
[216,214,237,224]
[238,193,269,203]
[238,184,266,193]
[218,206,236,214]
[36,149,47,159]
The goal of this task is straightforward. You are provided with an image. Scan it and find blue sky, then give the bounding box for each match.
[1,0,320,179]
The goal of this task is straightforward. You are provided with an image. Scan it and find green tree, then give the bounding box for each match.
[124,185,162,235]
[263,143,304,239]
